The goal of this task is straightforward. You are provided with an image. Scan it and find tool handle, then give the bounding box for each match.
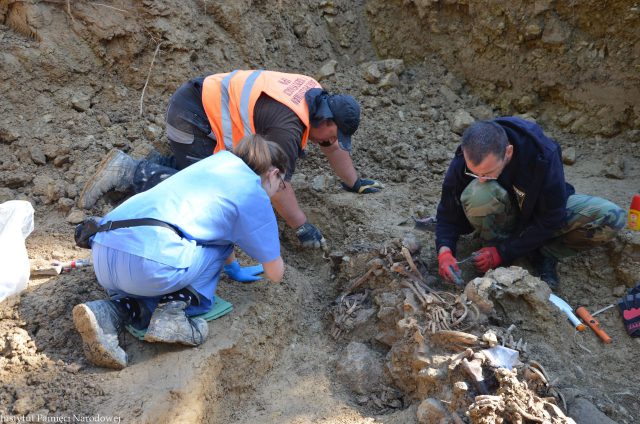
[575,306,612,343]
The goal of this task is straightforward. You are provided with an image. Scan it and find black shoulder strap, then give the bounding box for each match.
[97,218,184,238]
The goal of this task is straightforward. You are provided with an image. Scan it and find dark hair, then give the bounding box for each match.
[461,121,509,165]
[233,134,288,176]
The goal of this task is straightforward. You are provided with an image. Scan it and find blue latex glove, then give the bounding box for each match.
[296,222,327,249]
[341,178,383,194]
[223,260,264,283]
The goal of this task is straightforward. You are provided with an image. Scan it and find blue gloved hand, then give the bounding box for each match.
[223,260,264,283]
[296,222,327,249]
[341,178,383,194]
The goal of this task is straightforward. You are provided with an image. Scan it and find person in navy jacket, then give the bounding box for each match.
[436,117,625,288]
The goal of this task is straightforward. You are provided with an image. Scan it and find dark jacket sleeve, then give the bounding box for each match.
[497,143,568,263]
[435,152,475,256]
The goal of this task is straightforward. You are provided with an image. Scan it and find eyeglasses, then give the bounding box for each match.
[278,172,286,192]
[464,166,499,181]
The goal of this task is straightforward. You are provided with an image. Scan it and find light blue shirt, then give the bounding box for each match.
[93,151,280,268]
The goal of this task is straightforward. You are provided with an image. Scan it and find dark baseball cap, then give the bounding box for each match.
[306,88,361,152]
[327,94,360,152]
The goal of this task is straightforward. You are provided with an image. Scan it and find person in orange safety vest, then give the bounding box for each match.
[78,70,383,250]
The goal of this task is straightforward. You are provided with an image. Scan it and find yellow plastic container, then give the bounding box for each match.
[629,194,640,231]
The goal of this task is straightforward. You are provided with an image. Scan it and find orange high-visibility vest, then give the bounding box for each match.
[201,70,322,153]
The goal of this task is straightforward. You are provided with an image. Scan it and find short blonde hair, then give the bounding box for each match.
[233,134,288,176]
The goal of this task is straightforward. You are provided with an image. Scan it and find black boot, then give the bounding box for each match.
[529,250,559,289]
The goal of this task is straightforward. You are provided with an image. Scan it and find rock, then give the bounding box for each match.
[144,124,163,141]
[470,105,494,121]
[316,59,338,81]
[0,126,20,144]
[30,146,47,165]
[53,155,71,167]
[0,187,14,203]
[380,58,405,75]
[311,175,327,192]
[602,154,625,179]
[439,85,461,105]
[562,146,576,165]
[336,342,384,394]
[416,398,448,424]
[378,72,400,89]
[523,23,543,40]
[416,127,426,139]
[66,209,85,224]
[57,197,75,213]
[569,398,619,424]
[614,231,640,285]
[71,92,92,112]
[542,15,569,45]
[97,112,112,127]
[559,111,578,127]
[65,363,83,373]
[1,171,33,188]
[450,109,475,135]
[626,129,640,143]
[612,285,627,297]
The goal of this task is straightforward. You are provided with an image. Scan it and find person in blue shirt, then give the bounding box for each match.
[436,117,626,289]
[72,134,288,369]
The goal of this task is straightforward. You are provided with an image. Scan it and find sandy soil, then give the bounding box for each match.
[1,1,639,423]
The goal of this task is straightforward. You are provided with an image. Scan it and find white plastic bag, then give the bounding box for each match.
[0,200,34,302]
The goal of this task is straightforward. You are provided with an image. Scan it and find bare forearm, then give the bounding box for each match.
[263,257,284,282]
[271,182,307,229]
[321,143,358,187]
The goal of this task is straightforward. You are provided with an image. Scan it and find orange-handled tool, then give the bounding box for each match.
[575,306,612,344]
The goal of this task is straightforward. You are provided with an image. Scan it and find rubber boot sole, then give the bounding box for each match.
[77,149,121,209]
[72,304,127,369]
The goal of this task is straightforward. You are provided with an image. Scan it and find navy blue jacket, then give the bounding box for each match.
[435,117,575,263]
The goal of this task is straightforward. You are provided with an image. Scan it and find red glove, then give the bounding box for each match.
[438,250,461,284]
[473,247,502,273]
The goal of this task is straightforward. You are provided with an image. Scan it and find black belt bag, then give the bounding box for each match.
[74,217,183,249]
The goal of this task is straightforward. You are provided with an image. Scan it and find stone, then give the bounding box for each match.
[30,146,47,165]
[54,155,71,167]
[569,398,619,424]
[362,62,382,84]
[1,171,33,189]
[602,154,625,180]
[378,72,400,89]
[0,126,19,144]
[416,398,448,424]
[144,124,163,141]
[311,175,327,192]
[66,209,85,224]
[316,59,338,81]
[336,342,384,394]
[380,58,405,75]
[523,23,543,40]
[450,109,475,135]
[71,92,92,112]
[563,146,576,165]
[439,85,461,105]
[470,105,494,121]
[0,187,14,203]
[612,285,627,297]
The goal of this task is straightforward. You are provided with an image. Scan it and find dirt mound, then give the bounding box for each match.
[1,1,639,423]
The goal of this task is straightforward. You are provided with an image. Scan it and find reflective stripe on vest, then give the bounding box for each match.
[201,70,321,154]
